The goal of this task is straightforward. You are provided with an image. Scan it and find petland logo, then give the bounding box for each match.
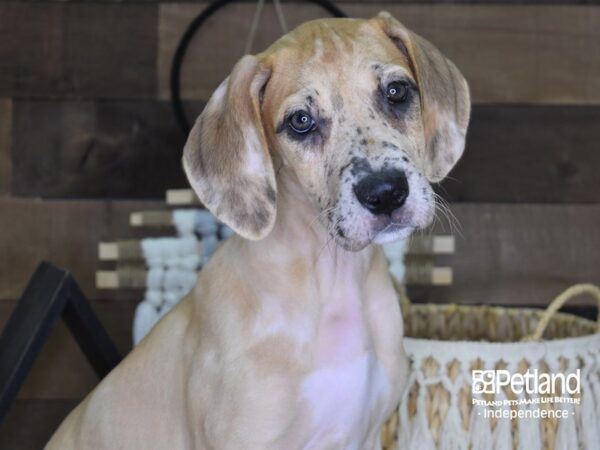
[472,369,581,395]
[471,369,581,420]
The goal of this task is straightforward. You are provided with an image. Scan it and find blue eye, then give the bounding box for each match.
[288,111,316,134]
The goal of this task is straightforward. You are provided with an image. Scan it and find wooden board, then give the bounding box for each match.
[11,100,194,198]
[0,3,156,99]
[415,203,600,306]
[0,99,11,195]
[0,197,167,301]
[166,188,202,206]
[439,105,600,203]
[12,100,600,202]
[0,298,136,400]
[0,400,78,449]
[159,4,600,104]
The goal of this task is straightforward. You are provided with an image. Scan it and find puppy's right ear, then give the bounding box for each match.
[183,55,277,240]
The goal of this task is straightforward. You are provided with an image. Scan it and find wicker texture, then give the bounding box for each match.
[381,285,600,450]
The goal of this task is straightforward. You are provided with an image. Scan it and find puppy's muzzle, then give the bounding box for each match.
[353,169,409,217]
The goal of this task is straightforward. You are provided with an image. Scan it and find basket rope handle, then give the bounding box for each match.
[392,277,412,313]
[524,284,600,341]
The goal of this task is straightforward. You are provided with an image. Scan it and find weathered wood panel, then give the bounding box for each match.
[11,100,195,198]
[0,298,135,400]
[12,100,600,202]
[0,400,78,449]
[0,3,157,99]
[159,4,600,104]
[157,2,321,101]
[412,203,600,306]
[440,105,600,203]
[0,197,166,301]
[0,99,11,195]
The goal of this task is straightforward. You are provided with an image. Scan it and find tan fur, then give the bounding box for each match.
[47,12,469,450]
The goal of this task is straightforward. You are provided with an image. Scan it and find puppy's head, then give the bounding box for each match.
[183,12,470,250]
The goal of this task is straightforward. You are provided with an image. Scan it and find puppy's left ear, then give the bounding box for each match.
[374,12,471,182]
[183,55,277,240]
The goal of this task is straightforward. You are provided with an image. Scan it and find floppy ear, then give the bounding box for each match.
[183,55,277,240]
[375,11,471,182]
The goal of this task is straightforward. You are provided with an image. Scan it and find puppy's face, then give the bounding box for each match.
[263,20,435,250]
[183,13,470,251]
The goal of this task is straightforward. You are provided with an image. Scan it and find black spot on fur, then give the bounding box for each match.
[339,161,352,177]
[350,157,372,176]
[265,183,276,204]
[430,131,440,156]
[382,141,400,151]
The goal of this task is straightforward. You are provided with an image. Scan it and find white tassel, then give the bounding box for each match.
[145,290,163,309]
[468,401,493,450]
[439,402,467,450]
[578,364,600,450]
[517,406,542,450]
[397,408,411,449]
[157,303,172,320]
[146,267,164,290]
[409,381,436,450]
[202,234,219,259]
[172,209,200,236]
[396,373,415,450]
[179,254,201,271]
[176,235,199,256]
[141,238,164,267]
[555,402,578,450]
[492,416,512,450]
[409,414,436,450]
[163,291,181,307]
[195,210,218,235]
[133,301,160,344]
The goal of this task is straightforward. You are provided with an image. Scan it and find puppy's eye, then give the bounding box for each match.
[288,111,316,134]
[386,81,409,104]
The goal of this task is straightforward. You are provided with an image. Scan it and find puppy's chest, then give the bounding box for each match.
[299,300,390,448]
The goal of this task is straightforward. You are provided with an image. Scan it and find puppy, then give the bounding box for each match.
[47,12,469,450]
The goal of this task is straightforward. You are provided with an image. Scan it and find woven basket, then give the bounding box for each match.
[381,284,600,450]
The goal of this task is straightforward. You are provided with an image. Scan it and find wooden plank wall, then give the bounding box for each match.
[0,1,599,447]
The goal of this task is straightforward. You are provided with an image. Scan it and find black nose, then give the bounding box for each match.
[353,170,409,216]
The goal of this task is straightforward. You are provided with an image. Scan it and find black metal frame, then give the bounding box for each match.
[0,262,122,423]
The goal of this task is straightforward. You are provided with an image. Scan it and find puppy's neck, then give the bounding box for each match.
[246,167,376,301]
